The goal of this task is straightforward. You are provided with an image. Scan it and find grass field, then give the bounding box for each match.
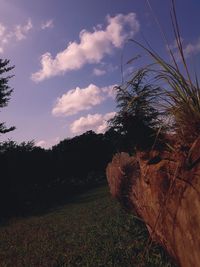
[0,185,176,267]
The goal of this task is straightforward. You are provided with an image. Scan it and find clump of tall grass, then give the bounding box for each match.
[131,0,200,145]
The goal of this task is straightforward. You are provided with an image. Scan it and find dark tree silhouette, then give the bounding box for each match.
[0,59,15,134]
[109,68,162,150]
[0,65,164,220]
[0,130,119,218]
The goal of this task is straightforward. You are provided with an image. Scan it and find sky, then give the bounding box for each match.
[0,0,200,148]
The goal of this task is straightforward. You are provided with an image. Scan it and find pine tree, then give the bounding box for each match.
[0,59,15,134]
[109,68,161,150]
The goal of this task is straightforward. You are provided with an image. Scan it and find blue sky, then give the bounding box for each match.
[0,0,200,148]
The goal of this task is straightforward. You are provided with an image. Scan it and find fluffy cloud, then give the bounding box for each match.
[0,19,33,53]
[32,13,140,82]
[52,84,104,116]
[41,19,54,30]
[52,84,115,117]
[70,112,116,134]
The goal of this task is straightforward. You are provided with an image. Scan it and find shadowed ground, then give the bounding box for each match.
[0,185,175,267]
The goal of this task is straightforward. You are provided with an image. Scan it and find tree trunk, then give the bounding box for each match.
[106,137,200,267]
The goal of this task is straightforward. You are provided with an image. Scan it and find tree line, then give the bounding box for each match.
[0,131,125,218]
[0,59,162,219]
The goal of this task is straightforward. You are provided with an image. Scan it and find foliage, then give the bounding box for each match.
[0,186,176,267]
[0,131,128,218]
[109,68,162,150]
[131,0,200,144]
[0,59,15,134]
[0,140,35,153]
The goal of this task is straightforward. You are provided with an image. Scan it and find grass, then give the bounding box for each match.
[0,185,176,267]
[130,0,200,144]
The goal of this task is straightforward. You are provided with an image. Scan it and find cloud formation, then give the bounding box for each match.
[41,19,54,30]
[168,38,200,61]
[36,140,46,148]
[182,39,200,58]
[32,13,140,82]
[0,23,6,53]
[70,112,116,134]
[52,84,104,116]
[52,84,115,117]
[93,62,118,76]
[14,19,33,40]
[0,19,33,53]
[102,84,117,98]
[36,136,60,149]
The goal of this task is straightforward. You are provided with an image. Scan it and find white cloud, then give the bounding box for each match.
[14,19,33,40]
[102,84,117,99]
[0,23,9,53]
[41,19,54,30]
[52,83,115,117]
[168,38,200,61]
[36,136,60,149]
[0,19,33,53]
[93,68,106,76]
[70,112,116,134]
[167,37,184,51]
[36,140,46,148]
[52,84,104,116]
[182,39,200,58]
[32,13,140,82]
[93,62,118,76]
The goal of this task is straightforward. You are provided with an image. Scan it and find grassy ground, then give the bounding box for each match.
[0,185,176,267]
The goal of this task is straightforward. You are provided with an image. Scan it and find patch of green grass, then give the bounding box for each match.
[0,186,176,266]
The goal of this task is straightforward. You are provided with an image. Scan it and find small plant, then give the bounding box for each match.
[131,0,200,145]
